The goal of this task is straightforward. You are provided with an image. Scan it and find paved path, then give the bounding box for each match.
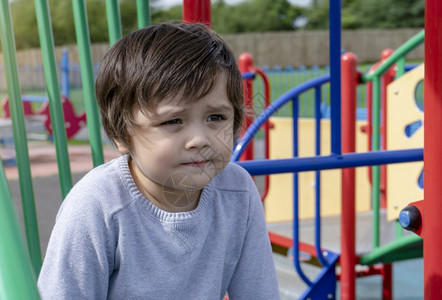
[4,142,120,254]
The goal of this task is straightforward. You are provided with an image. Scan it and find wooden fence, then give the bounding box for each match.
[0,28,424,69]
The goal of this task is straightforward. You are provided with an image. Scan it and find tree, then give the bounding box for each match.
[211,0,305,34]
[10,0,39,49]
[303,0,424,30]
[344,0,424,29]
[151,5,182,24]
[5,0,425,50]
[9,0,139,50]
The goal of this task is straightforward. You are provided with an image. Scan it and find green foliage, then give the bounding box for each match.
[9,0,140,49]
[211,0,304,34]
[4,0,425,50]
[303,0,424,29]
[344,0,425,29]
[10,0,39,49]
[151,5,182,23]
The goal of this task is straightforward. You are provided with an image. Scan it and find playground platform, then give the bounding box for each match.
[2,142,423,299]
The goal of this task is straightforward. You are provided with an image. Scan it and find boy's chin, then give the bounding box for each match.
[162,172,210,192]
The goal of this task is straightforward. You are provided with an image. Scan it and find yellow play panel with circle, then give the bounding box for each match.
[263,64,424,223]
[386,64,424,221]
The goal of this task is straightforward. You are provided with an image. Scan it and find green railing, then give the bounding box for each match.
[0,0,151,298]
[72,0,104,167]
[0,0,42,275]
[0,159,40,299]
[35,0,73,199]
[359,29,424,264]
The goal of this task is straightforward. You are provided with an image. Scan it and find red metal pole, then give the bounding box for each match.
[381,264,393,300]
[424,0,442,298]
[379,48,395,300]
[380,49,394,209]
[340,52,358,300]
[254,67,271,200]
[238,53,255,161]
[182,0,211,27]
[364,50,395,209]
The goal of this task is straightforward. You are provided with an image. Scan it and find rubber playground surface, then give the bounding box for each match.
[2,142,120,180]
[2,142,423,299]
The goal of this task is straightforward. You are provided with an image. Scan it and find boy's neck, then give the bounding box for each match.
[129,158,201,213]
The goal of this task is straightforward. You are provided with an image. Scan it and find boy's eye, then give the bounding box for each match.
[207,114,226,122]
[161,119,182,125]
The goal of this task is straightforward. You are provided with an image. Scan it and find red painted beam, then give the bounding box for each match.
[182,0,211,27]
[238,53,255,161]
[424,0,442,298]
[340,52,358,300]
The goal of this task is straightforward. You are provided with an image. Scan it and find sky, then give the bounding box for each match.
[152,0,312,9]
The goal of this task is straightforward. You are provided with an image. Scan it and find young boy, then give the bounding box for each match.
[38,22,280,299]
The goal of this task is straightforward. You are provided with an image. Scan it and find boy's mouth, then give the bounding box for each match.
[182,160,210,167]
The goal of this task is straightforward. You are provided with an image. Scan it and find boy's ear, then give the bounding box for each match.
[115,140,130,154]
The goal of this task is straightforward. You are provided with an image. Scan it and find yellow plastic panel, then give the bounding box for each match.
[264,117,370,223]
[386,64,424,220]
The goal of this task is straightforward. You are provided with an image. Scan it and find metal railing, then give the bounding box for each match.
[231,29,425,298]
[0,0,151,299]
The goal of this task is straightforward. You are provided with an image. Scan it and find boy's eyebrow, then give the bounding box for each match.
[155,106,187,116]
[156,104,233,116]
[206,104,234,112]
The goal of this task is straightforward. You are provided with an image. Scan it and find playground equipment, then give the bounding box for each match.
[0,0,151,297]
[386,64,424,220]
[230,9,426,300]
[232,31,424,298]
[1,49,88,141]
[0,0,439,299]
[238,52,271,201]
[1,95,86,140]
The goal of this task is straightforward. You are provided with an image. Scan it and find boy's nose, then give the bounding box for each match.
[184,126,210,150]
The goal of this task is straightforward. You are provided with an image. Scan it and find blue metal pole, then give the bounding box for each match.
[329,0,342,155]
[236,149,423,176]
[314,86,329,267]
[61,49,69,98]
[231,75,330,161]
[292,96,312,286]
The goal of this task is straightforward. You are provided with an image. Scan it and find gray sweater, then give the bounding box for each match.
[38,155,280,299]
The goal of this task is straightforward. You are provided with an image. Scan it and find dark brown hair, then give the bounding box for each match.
[95,22,244,149]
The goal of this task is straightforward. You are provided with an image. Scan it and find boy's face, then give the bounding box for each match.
[116,75,235,211]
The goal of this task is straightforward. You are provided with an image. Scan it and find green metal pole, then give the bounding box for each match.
[372,76,381,249]
[396,57,406,78]
[106,0,122,45]
[72,0,104,167]
[359,31,425,248]
[136,0,151,28]
[361,30,424,83]
[0,0,42,273]
[0,160,40,300]
[34,0,72,198]
[359,234,422,265]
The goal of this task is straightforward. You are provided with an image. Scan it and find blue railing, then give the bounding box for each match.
[233,74,334,287]
[233,70,424,295]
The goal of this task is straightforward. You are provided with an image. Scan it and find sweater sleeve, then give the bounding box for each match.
[38,195,114,300]
[227,177,280,299]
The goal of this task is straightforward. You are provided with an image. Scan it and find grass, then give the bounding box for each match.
[251,65,373,118]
